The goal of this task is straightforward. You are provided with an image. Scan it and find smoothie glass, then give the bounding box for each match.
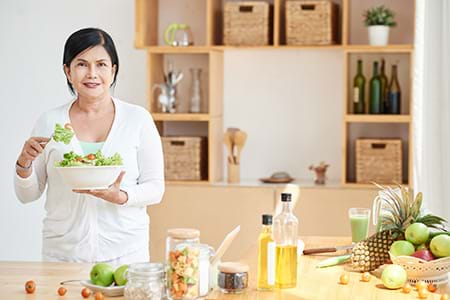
[348,208,370,243]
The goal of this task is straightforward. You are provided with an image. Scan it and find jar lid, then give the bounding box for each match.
[218,262,249,273]
[167,228,200,239]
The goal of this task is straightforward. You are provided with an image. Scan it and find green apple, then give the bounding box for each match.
[381,264,407,289]
[114,264,129,286]
[405,223,429,245]
[390,240,415,257]
[430,234,450,258]
[415,244,428,251]
[90,263,114,287]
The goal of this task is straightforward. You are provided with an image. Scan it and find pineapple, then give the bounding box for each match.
[351,184,446,272]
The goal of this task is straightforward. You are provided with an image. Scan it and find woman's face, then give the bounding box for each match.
[64,45,116,101]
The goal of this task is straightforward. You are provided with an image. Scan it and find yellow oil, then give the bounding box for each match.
[257,227,274,290]
[275,245,297,289]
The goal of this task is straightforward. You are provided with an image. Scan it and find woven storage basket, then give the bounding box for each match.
[162,136,207,181]
[390,254,450,285]
[356,139,402,184]
[223,1,271,46]
[286,0,338,45]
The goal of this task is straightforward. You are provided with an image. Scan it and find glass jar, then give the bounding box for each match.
[196,244,214,297]
[217,262,249,294]
[166,228,201,299]
[124,263,165,300]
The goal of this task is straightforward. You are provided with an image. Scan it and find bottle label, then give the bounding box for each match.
[353,87,359,103]
[267,241,275,285]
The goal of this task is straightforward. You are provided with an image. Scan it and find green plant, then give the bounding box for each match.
[363,6,397,27]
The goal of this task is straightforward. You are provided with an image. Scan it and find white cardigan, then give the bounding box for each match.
[14,98,165,262]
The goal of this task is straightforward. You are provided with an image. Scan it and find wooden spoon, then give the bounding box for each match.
[223,132,234,164]
[233,131,247,164]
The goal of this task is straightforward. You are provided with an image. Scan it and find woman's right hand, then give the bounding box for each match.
[16,137,50,172]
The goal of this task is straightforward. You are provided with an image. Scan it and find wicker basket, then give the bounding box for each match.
[356,139,402,184]
[286,0,338,45]
[223,1,272,46]
[390,254,450,285]
[162,136,207,181]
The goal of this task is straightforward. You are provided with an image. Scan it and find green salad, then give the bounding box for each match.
[53,123,75,145]
[56,150,123,167]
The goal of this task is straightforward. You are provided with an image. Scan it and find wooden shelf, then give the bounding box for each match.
[166,180,210,185]
[146,46,214,54]
[344,115,411,123]
[344,45,414,53]
[342,182,409,189]
[152,113,211,122]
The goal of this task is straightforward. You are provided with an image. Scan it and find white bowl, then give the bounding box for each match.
[80,280,124,297]
[55,166,123,190]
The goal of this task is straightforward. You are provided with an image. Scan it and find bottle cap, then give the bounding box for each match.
[262,214,272,225]
[281,193,292,202]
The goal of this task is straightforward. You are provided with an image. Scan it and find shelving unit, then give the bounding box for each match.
[135,0,415,186]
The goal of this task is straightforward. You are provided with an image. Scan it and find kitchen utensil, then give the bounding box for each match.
[223,132,234,164]
[164,23,194,46]
[210,225,241,266]
[233,131,247,164]
[303,244,354,255]
[316,254,352,268]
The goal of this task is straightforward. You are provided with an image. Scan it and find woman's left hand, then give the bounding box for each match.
[73,171,128,205]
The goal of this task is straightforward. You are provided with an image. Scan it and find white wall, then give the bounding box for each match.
[0,1,343,260]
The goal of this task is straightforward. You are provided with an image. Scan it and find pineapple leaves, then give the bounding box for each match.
[416,214,447,230]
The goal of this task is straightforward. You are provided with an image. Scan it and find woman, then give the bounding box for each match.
[14,28,165,264]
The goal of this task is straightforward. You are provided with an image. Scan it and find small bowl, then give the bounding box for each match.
[55,166,123,190]
[389,253,450,285]
[80,280,124,297]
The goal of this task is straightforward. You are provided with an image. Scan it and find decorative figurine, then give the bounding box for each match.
[153,61,183,113]
[309,161,330,185]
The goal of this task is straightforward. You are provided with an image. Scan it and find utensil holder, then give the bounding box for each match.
[227,163,240,183]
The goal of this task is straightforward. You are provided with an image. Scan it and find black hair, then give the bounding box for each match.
[63,28,119,95]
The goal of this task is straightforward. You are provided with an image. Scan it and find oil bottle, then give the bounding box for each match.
[273,193,298,289]
[257,214,275,290]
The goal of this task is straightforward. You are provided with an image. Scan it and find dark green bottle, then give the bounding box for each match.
[369,61,382,114]
[387,64,401,114]
[379,58,388,113]
[353,60,366,114]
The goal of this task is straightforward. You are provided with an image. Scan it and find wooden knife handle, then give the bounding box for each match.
[303,247,337,255]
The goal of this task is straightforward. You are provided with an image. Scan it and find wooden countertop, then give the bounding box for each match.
[1,237,449,299]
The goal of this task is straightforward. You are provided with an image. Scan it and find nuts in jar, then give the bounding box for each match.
[217,262,249,294]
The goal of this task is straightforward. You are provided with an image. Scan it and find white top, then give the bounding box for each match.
[14,98,165,262]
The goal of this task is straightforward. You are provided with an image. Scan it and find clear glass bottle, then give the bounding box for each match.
[166,228,201,299]
[124,262,165,300]
[257,214,275,290]
[189,68,202,113]
[273,193,298,289]
[353,59,366,114]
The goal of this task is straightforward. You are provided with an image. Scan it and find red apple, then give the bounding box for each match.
[412,249,435,261]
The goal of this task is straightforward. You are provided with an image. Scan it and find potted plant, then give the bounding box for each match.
[363,5,396,46]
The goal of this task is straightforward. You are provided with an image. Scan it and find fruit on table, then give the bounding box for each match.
[94,291,104,300]
[416,281,427,291]
[24,280,36,294]
[81,287,91,298]
[90,263,114,287]
[402,283,411,293]
[418,288,429,299]
[351,184,446,272]
[405,223,430,245]
[390,240,415,256]
[339,273,349,285]
[416,244,428,251]
[58,286,67,296]
[412,249,435,261]
[427,283,437,293]
[381,264,407,289]
[114,264,129,286]
[361,272,371,282]
[430,234,450,257]
[441,294,449,300]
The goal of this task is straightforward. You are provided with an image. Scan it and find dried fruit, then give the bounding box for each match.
[402,283,411,293]
[25,280,36,294]
[339,273,349,285]
[427,283,437,293]
[416,281,427,291]
[361,272,371,282]
[441,294,449,300]
[57,287,67,296]
[81,287,91,298]
[94,291,104,300]
[418,288,429,299]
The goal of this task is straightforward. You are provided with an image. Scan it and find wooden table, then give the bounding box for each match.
[1,237,449,299]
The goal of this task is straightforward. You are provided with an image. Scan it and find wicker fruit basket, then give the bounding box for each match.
[389,254,450,285]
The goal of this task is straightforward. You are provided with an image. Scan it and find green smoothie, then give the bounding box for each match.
[350,214,369,242]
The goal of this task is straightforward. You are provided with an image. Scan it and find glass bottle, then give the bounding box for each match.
[387,64,401,114]
[124,262,166,300]
[257,214,275,290]
[369,61,382,114]
[273,193,298,289]
[353,59,366,114]
[189,68,202,113]
[379,58,388,113]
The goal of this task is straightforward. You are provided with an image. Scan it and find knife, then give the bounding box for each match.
[303,244,354,255]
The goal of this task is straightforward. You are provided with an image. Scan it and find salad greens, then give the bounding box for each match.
[53,123,74,145]
[56,150,123,167]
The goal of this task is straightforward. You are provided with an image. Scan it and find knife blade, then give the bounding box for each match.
[303,244,354,255]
